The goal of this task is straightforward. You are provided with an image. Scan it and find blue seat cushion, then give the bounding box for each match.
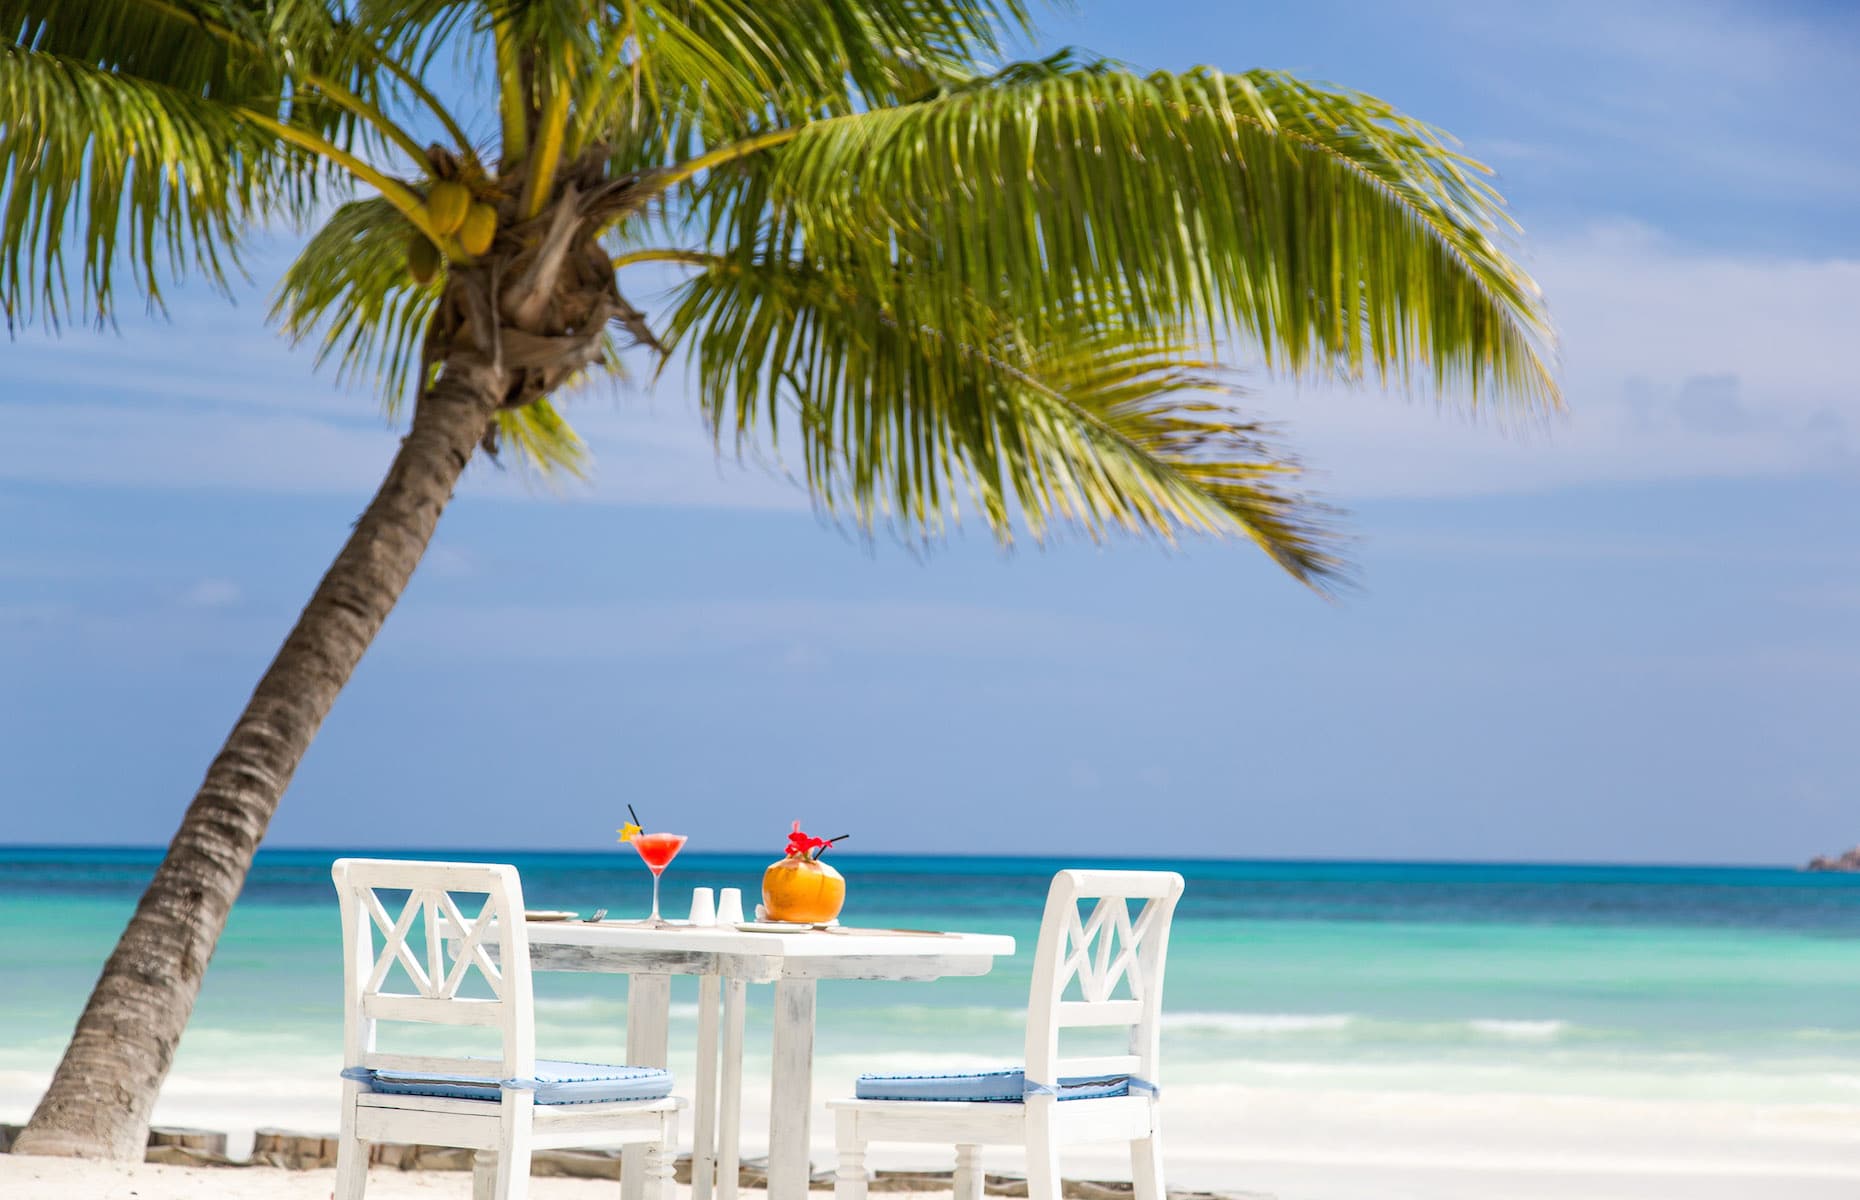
[358,1060,673,1105]
[854,1068,1133,1103]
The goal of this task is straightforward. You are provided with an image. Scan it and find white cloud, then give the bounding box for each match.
[1440,0,1860,200]
[0,382,807,510]
[1448,0,1854,90]
[5,224,1855,509]
[1376,530,1853,570]
[379,599,1168,664]
[1264,223,1860,499]
[2,251,806,511]
[0,401,399,494]
[419,545,477,579]
[178,578,242,609]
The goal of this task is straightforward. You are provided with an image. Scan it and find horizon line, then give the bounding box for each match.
[0,841,1814,872]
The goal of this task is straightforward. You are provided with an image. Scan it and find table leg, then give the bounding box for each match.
[692,973,722,1200]
[718,978,746,1200]
[623,973,672,1200]
[767,977,818,1200]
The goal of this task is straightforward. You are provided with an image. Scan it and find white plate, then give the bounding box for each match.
[736,920,838,933]
[525,910,580,922]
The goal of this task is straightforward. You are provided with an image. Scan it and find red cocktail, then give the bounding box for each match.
[631,832,687,924]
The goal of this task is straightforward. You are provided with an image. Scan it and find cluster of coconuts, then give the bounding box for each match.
[406,178,497,285]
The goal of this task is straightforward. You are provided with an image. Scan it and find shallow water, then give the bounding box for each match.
[4,849,1858,1188]
[7,850,1860,1099]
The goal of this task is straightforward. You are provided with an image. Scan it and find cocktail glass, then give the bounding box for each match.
[631,832,688,925]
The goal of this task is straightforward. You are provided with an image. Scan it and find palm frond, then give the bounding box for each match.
[0,42,324,326]
[662,253,1341,585]
[7,2,1560,590]
[494,397,591,479]
[3,0,406,151]
[582,0,1034,176]
[5,0,286,110]
[272,197,437,416]
[756,60,1558,410]
[351,0,478,74]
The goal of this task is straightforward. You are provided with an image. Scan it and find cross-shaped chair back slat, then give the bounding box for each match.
[1024,870,1184,1091]
[332,858,535,1082]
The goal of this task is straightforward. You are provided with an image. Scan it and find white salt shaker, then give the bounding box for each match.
[689,887,716,926]
[716,887,745,926]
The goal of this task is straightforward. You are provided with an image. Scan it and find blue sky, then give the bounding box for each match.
[2,0,1856,862]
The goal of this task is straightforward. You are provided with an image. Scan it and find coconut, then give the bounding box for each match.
[425,181,471,236]
[761,855,846,924]
[406,234,440,285]
[458,203,497,256]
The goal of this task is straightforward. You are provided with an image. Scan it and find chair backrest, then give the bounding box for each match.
[1023,869,1185,1092]
[331,857,535,1081]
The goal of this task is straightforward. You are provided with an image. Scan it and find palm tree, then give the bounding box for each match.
[3,0,1556,1161]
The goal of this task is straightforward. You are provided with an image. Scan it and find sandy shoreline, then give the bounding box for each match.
[0,1160,908,1200]
[9,1109,1860,1200]
[12,1068,1860,1195]
[7,1151,1860,1200]
[9,1081,1860,1200]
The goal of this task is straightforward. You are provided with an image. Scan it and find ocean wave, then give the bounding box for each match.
[1164,1010,1578,1043]
[1780,1026,1860,1044]
[531,998,703,1018]
[833,1004,1026,1029]
[1466,1019,1569,1041]
[1165,1011,1356,1034]
[534,996,613,1014]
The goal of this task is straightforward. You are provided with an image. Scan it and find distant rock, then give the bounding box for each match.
[1806,846,1860,872]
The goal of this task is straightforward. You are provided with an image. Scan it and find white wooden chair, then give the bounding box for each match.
[830,869,1185,1200]
[331,858,680,1200]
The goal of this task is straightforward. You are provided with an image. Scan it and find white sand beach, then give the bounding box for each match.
[7,1072,1860,1200]
[4,1142,1860,1200]
[0,1161,790,1200]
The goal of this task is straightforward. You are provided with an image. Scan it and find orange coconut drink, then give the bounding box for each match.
[762,821,848,924]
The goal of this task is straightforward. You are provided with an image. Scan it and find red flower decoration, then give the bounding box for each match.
[785,820,831,859]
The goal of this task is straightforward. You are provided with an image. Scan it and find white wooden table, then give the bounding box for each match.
[520,922,1017,1200]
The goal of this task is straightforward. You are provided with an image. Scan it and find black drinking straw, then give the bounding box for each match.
[627,804,643,829]
[817,834,851,858]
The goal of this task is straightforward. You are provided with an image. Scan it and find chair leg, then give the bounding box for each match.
[954,1143,983,1200]
[643,1110,680,1200]
[834,1110,869,1200]
[1023,1104,1062,1200]
[473,1150,498,1200]
[333,1087,368,1200]
[495,1141,532,1200]
[495,1093,535,1200]
[1130,1128,1164,1200]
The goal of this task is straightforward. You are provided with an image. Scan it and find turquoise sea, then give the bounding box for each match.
[4,848,1860,1193]
[6,849,1860,1098]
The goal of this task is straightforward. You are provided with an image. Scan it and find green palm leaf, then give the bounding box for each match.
[757,59,1557,409]
[664,253,1340,583]
[494,396,592,478]
[273,197,436,414]
[0,42,322,325]
[577,0,1033,175]
[8,3,1558,575]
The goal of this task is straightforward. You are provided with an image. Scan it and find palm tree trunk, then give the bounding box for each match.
[12,357,504,1161]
